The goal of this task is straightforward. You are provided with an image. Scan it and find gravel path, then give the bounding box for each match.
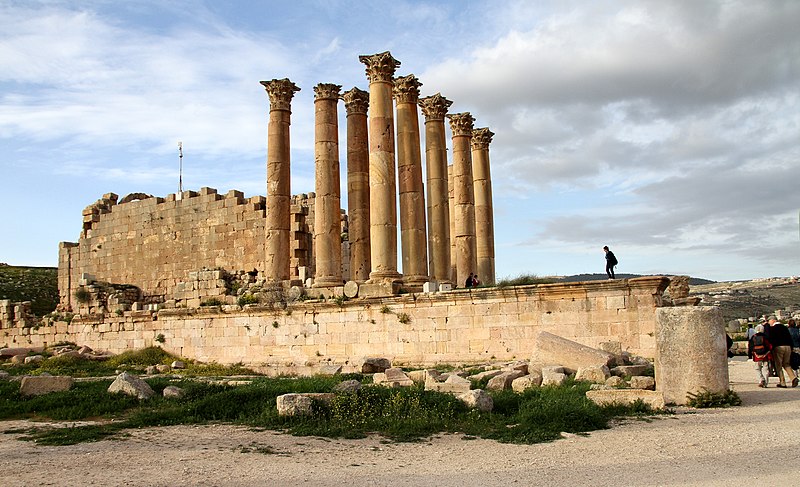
[2,359,798,486]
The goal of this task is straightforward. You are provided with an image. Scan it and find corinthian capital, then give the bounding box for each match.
[392,74,422,104]
[341,87,369,115]
[260,78,300,111]
[447,112,475,137]
[471,128,495,150]
[418,93,453,121]
[314,83,342,101]
[358,51,401,83]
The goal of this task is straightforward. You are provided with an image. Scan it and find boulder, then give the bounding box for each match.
[360,357,391,374]
[512,372,543,392]
[163,385,185,399]
[24,355,45,365]
[170,360,186,370]
[530,331,614,373]
[145,365,159,375]
[629,376,656,390]
[610,365,651,377]
[575,365,611,384]
[10,355,25,365]
[108,372,155,400]
[156,364,171,373]
[333,379,362,393]
[19,375,74,396]
[541,371,568,387]
[456,389,493,412]
[585,389,665,410]
[425,374,471,394]
[486,371,525,391]
[605,376,626,388]
[276,393,334,416]
[0,370,10,381]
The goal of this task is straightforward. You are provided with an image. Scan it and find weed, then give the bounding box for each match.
[380,305,392,314]
[238,294,259,307]
[272,321,279,329]
[74,287,91,304]
[397,313,411,324]
[115,309,124,316]
[154,333,166,344]
[686,388,742,408]
[334,295,348,307]
[200,298,224,307]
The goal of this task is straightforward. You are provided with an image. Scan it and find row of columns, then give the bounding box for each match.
[260,51,495,290]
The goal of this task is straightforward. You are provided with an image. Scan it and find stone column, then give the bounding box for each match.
[260,78,300,282]
[394,74,428,286]
[471,127,496,285]
[419,93,453,284]
[359,51,402,283]
[312,83,343,288]
[341,87,371,282]
[447,164,456,283]
[447,112,477,287]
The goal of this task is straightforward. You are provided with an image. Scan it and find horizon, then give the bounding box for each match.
[1,1,798,282]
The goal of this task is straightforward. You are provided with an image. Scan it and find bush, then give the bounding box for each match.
[200,298,223,307]
[237,294,259,307]
[74,287,91,304]
[686,388,742,408]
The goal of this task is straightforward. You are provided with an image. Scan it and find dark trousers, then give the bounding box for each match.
[606,263,615,279]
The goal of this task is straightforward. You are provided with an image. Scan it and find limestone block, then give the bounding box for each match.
[163,386,185,399]
[541,371,567,387]
[408,369,442,384]
[502,361,529,375]
[358,281,401,298]
[108,372,155,400]
[156,364,171,373]
[439,283,452,292]
[513,371,542,390]
[0,347,40,358]
[171,360,186,369]
[457,389,493,412]
[145,365,159,375]
[422,281,439,293]
[468,369,503,382]
[629,376,656,390]
[425,374,471,394]
[656,306,729,405]
[530,331,614,373]
[360,357,391,373]
[333,380,362,393]
[19,376,74,396]
[487,370,525,391]
[0,371,10,381]
[585,389,665,410]
[575,365,611,384]
[10,355,25,364]
[276,393,334,416]
[318,365,342,375]
[605,376,626,388]
[610,365,652,377]
[374,368,414,387]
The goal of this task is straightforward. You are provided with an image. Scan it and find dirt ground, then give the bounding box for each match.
[1,359,798,487]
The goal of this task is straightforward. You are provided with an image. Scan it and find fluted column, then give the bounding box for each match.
[447,112,477,287]
[448,164,456,283]
[471,128,496,285]
[359,51,402,282]
[394,74,428,286]
[419,93,453,284]
[260,78,300,282]
[312,83,343,288]
[342,87,371,282]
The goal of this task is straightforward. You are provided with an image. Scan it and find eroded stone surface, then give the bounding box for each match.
[108,372,154,400]
[19,375,74,396]
[457,389,493,412]
[585,389,665,410]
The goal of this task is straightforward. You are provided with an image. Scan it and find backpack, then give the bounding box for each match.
[751,335,770,359]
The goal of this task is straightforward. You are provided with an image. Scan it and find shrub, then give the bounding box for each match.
[74,287,91,304]
[686,388,742,408]
[397,313,411,324]
[154,333,166,344]
[200,298,223,307]
[237,294,259,307]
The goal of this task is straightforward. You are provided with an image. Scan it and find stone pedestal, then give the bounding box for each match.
[471,127,495,285]
[312,83,343,288]
[420,93,453,284]
[394,74,428,286]
[261,78,300,282]
[359,51,402,284]
[342,88,371,283]
[656,306,729,405]
[447,112,477,288]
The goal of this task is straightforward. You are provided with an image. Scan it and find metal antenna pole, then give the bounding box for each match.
[178,141,184,194]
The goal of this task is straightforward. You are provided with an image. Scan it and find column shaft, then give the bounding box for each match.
[312,83,343,288]
[472,128,496,285]
[261,78,299,283]
[448,164,456,283]
[342,88,371,282]
[394,74,428,286]
[420,93,453,283]
[447,112,477,287]
[359,51,402,282]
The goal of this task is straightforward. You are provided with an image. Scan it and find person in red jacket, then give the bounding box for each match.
[748,324,773,388]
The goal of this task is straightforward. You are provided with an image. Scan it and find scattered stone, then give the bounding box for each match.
[511,372,543,392]
[541,371,568,387]
[10,355,25,365]
[58,350,83,359]
[78,346,93,355]
[540,365,566,375]
[156,364,171,373]
[0,347,41,358]
[468,369,503,382]
[486,370,525,391]
[629,376,656,390]
[530,331,614,373]
[333,379,361,393]
[589,384,612,390]
[605,376,626,388]
[425,373,471,394]
[629,356,652,367]
[19,376,74,396]
[502,361,529,375]
[145,365,159,375]
[318,365,342,376]
[456,389,493,412]
[276,393,334,416]
[575,365,611,384]
[0,371,10,381]
[610,365,651,377]
[108,372,155,400]
[163,385,185,399]
[360,357,391,374]
[407,369,442,384]
[171,360,186,369]
[585,389,665,410]
[373,368,414,387]
[23,355,44,365]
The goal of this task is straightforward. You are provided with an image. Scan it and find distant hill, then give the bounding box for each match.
[0,265,58,316]
[559,273,715,286]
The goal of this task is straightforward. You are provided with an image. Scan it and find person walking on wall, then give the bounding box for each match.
[767,317,798,388]
[603,246,617,279]
[748,324,773,388]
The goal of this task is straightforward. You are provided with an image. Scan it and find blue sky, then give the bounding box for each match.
[1,0,798,282]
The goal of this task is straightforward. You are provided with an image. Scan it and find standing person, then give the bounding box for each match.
[472,275,480,287]
[768,317,798,388]
[748,324,772,388]
[465,273,474,288]
[603,246,617,279]
[746,323,756,340]
[787,319,800,375]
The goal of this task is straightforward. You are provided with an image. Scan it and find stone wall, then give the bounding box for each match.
[5,277,668,368]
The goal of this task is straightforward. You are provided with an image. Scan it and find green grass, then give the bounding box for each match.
[0,265,58,316]
[0,375,658,446]
[495,274,557,287]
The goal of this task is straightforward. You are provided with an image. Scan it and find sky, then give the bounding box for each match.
[1,0,798,282]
